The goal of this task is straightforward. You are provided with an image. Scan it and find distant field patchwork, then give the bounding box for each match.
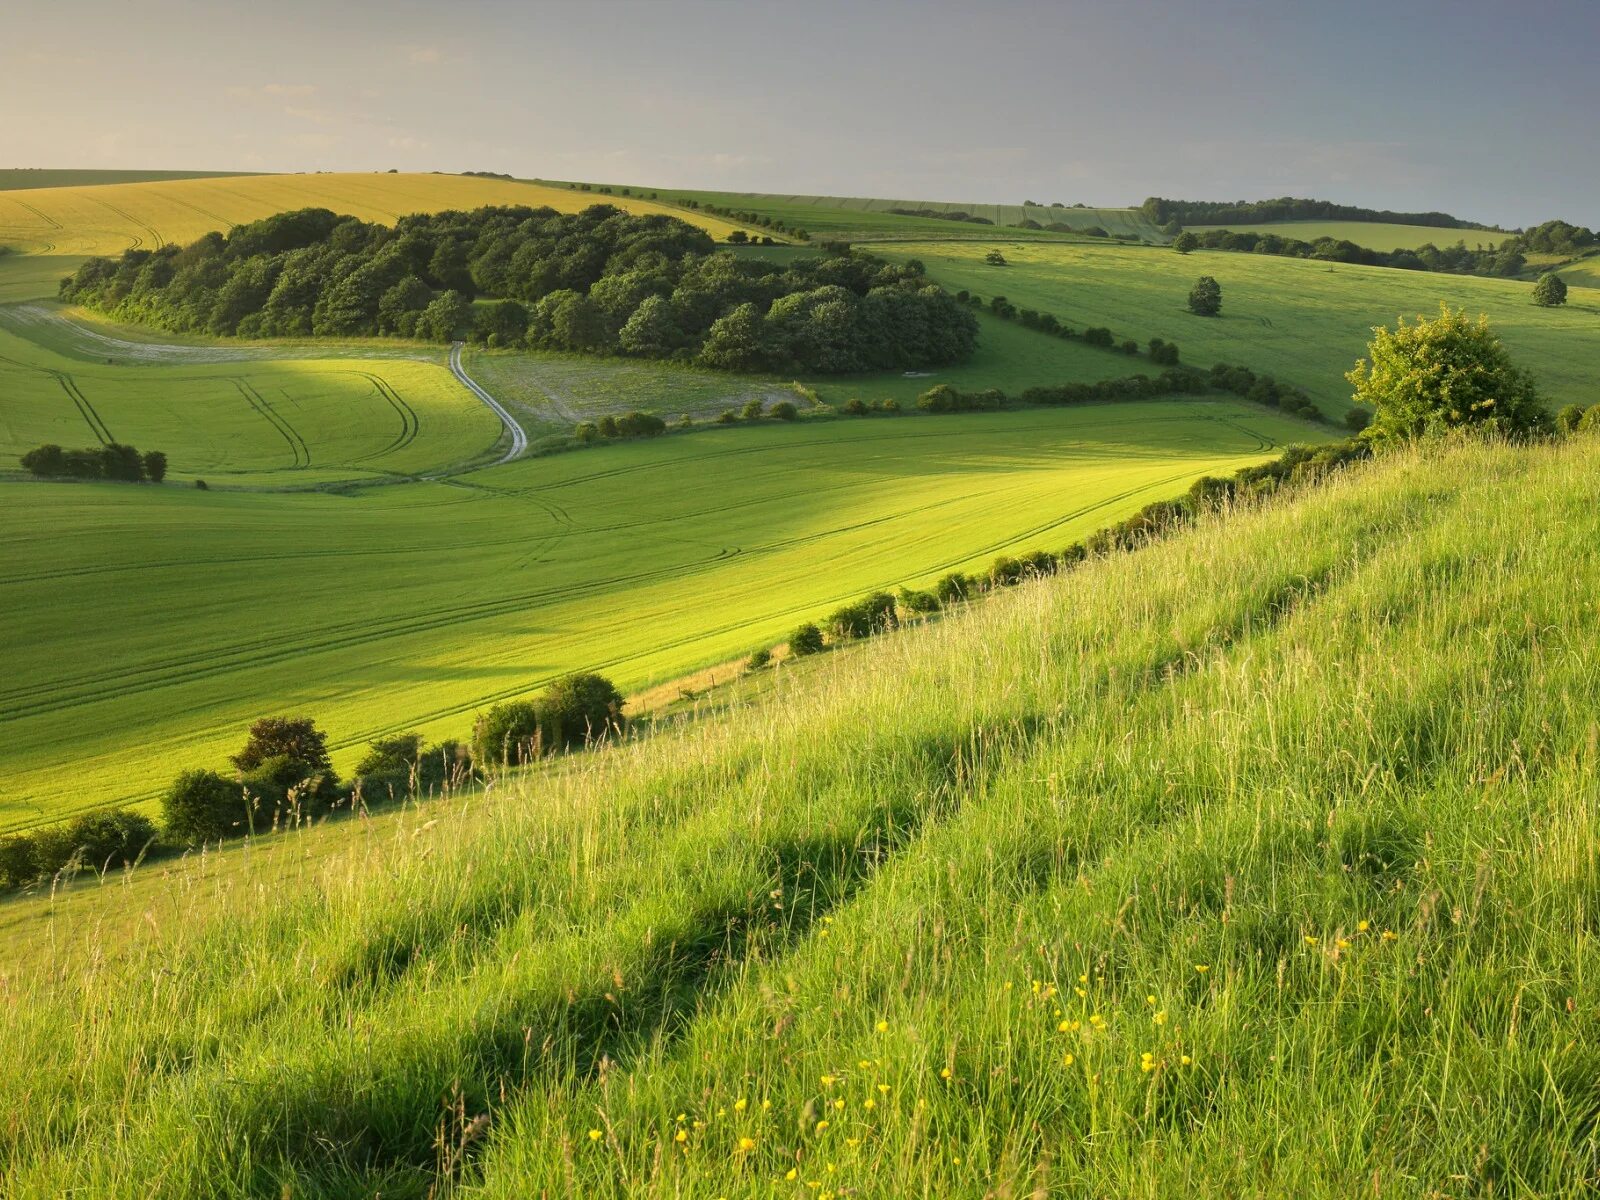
[1186,220,1511,252]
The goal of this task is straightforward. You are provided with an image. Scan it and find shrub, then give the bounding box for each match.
[770,400,799,421]
[19,444,66,476]
[1344,407,1373,432]
[788,623,824,656]
[716,409,738,424]
[141,450,168,482]
[163,769,250,843]
[882,398,901,413]
[1577,404,1600,433]
[741,398,766,420]
[54,809,160,874]
[0,835,41,888]
[843,398,867,416]
[1532,272,1568,307]
[574,421,598,443]
[232,716,332,775]
[1173,231,1199,254]
[1083,327,1114,347]
[829,591,898,640]
[1148,339,1180,366]
[539,673,625,749]
[194,478,208,490]
[1347,304,1548,441]
[597,415,620,438]
[1120,339,1139,356]
[746,648,772,671]
[985,250,1007,266]
[473,700,545,764]
[896,587,940,615]
[616,411,666,437]
[935,572,972,604]
[1188,275,1222,316]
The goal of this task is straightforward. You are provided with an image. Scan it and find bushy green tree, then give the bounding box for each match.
[231,716,332,774]
[1173,231,1199,254]
[1532,272,1568,307]
[1555,404,1585,432]
[788,623,824,656]
[1347,305,1548,442]
[770,400,798,421]
[473,700,545,764]
[1188,275,1222,316]
[539,673,625,748]
[418,290,471,342]
[163,769,250,843]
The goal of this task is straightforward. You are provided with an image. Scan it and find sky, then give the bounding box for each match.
[3,0,1596,228]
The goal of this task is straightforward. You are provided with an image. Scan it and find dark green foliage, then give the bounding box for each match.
[985,250,1007,266]
[746,648,772,671]
[1556,404,1585,433]
[540,673,625,749]
[20,442,166,482]
[1345,407,1373,432]
[788,623,824,656]
[1173,231,1199,254]
[62,205,977,374]
[1141,195,1491,231]
[828,591,898,640]
[916,384,1008,413]
[2,809,162,890]
[896,587,940,615]
[574,421,598,443]
[354,733,471,797]
[474,700,545,765]
[843,398,867,415]
[1119,339,1139,355]
[163,769,250,843]
[1578,405,1600,433]
[1083,327,1114,347]
[231,716,333,775]
[740,398,766,420]
[1188,275,1222,316]
[1148,339,1180,366]
[935,572,972,604]
[1532,273,1568,307]
[770,400,798,421]
[612,411,666,438]
[0,834,41,889]
[19,444,66,476]
[141,450,167,482]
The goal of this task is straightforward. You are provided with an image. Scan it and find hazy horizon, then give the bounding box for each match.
[4,0,1596,228]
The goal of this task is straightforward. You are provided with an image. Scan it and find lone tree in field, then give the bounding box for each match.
[1173,231,1199,254]
[985,250,1007,266]
[1346,304,1549,442]
[1188,275,1222,316]
[1532,272,1568,307]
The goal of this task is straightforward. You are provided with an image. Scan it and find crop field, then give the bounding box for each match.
[0,310,503,486]
[5,436,1600,1196]
[0,172,757,303]
[869,239,1600,414]
[0,398,1317,830]
[0,168,252,192]
[1186,220,1510,251]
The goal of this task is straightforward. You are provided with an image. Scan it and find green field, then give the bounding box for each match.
[868,239,1600,414]
[1187,220,1511,251]
[5,435,1600,1196]
[0,310,504,486]
[0,397,1314,830]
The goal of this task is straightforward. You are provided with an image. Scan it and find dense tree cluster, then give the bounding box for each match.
[1172,226,1529,277]
[472,673,624,764]
[60,205,978,374]
[1141,196,1492,232]
[890,207,994,225]
[21,443,166,482]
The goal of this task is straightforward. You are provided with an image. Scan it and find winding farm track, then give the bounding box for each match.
[450,341,527,464]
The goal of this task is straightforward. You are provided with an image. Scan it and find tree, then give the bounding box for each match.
[1532,272,1568,307]
[1346,304,1549,442]
[163,769,249,843]
[574,421,599,443]
[141,450,168,482]
[618,295,679,356]
[538,673,624,749]
[19,444,66,477]
[473,700,544,764]
[418,290,471,342]
[788,623,824,656]
[1187,276,1222,316]
[231,716,333,774]
[1556,404,1585,433]
[984,250,1007,266]
[1173,231,1199,254]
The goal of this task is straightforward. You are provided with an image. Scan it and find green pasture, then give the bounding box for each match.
[0,398,1315,829]
[1186,219,1510,251]
[0,311,503,486]
[5,436,1600,1196]
[869,239,1600,413]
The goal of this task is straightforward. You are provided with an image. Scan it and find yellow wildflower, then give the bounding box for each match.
[876,1020,889,1032]
[786,1168,798,1181]
[815,1119,830,1133]
[738,1136,757,1152]
[833,1098,845,1110]
[1194,964,1210,973]
[734,1098,748,1112]
[1063,1053,1075,1066]
[587,1129,603,1142]
[1357,919,1370,932]
[1382,930,1398,942]
[675,1129,688,1144]
[1153,1010,1167,1026]
[939,1067,952,1080]
[863,1099,876,1111]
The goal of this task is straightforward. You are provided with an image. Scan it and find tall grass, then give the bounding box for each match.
[3,437,1598,1196]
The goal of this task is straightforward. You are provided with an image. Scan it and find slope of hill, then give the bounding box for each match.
[3,434,1597,1197]
[0,173,759,303]
[868,239,1600,415]
[0,168,254,192]
[0,396,1314,830]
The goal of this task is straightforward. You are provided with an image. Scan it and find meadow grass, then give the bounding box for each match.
[0,398,1317,829]
[1186,220,1511,251]
[2,435,1596,1197]
[870,239,1600,414]
[0,172,757,303]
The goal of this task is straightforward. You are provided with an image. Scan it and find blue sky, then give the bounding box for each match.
[3,0,1595,227]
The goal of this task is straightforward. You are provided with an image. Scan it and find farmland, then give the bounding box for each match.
[1186,219,1511,251]
[0,172,758,303]
[867,239,1600,414]
[5,435,1600,1197]
[0,396,1316,830]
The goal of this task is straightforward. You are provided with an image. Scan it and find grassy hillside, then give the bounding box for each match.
[0,397,1313,830]
[1187,220,1512,252]
[0,173,758,303]
[0,168,254,192]
[4,435,1598,1197]
[870,239,1600,414]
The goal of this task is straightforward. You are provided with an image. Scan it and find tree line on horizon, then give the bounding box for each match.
[59,205,979,375]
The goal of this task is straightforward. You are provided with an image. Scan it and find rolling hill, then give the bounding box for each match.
[1185,219,1513,252]
[3,434,1597,1196]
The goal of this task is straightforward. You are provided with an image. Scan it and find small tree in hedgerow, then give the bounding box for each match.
[1346,304,1549,443]
[788,623,824,656]
[1532,272,1568,307]
[1173,231,1199,254]
[1188,275,1222,316]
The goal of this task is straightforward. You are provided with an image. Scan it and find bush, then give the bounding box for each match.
[0,835,40,889]
[935,572,972,604]
[574,421,598,443]
[828,591,898,640]
[615,411,666,437]
[1532,272,1568,307]
[19,444,66,476]
[1347,304,1548,441]
[788,623,824,656]
[896,587,940,615]
[1577,404,1600,433]
[1120,339,1139,356]
[746,648,772,671]
[741,398,766,420]
[1083,327,1115,348]
[473,700,545,764]
[770,400,798,421]
[843,398,867,416]
[1344,407,1373,432]
[597,415,620,438]
[1148,339,1180,366]
[1173,231,1199,254]
[539,673,625,749]
[55,809,160,874]
[716,409,738,424]
[1188,275,1222,316]
[985,250,1007,266]
[163,769,250,843]
[141,450,168,482]
[232,716,333,775]
[194,478,208,490]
